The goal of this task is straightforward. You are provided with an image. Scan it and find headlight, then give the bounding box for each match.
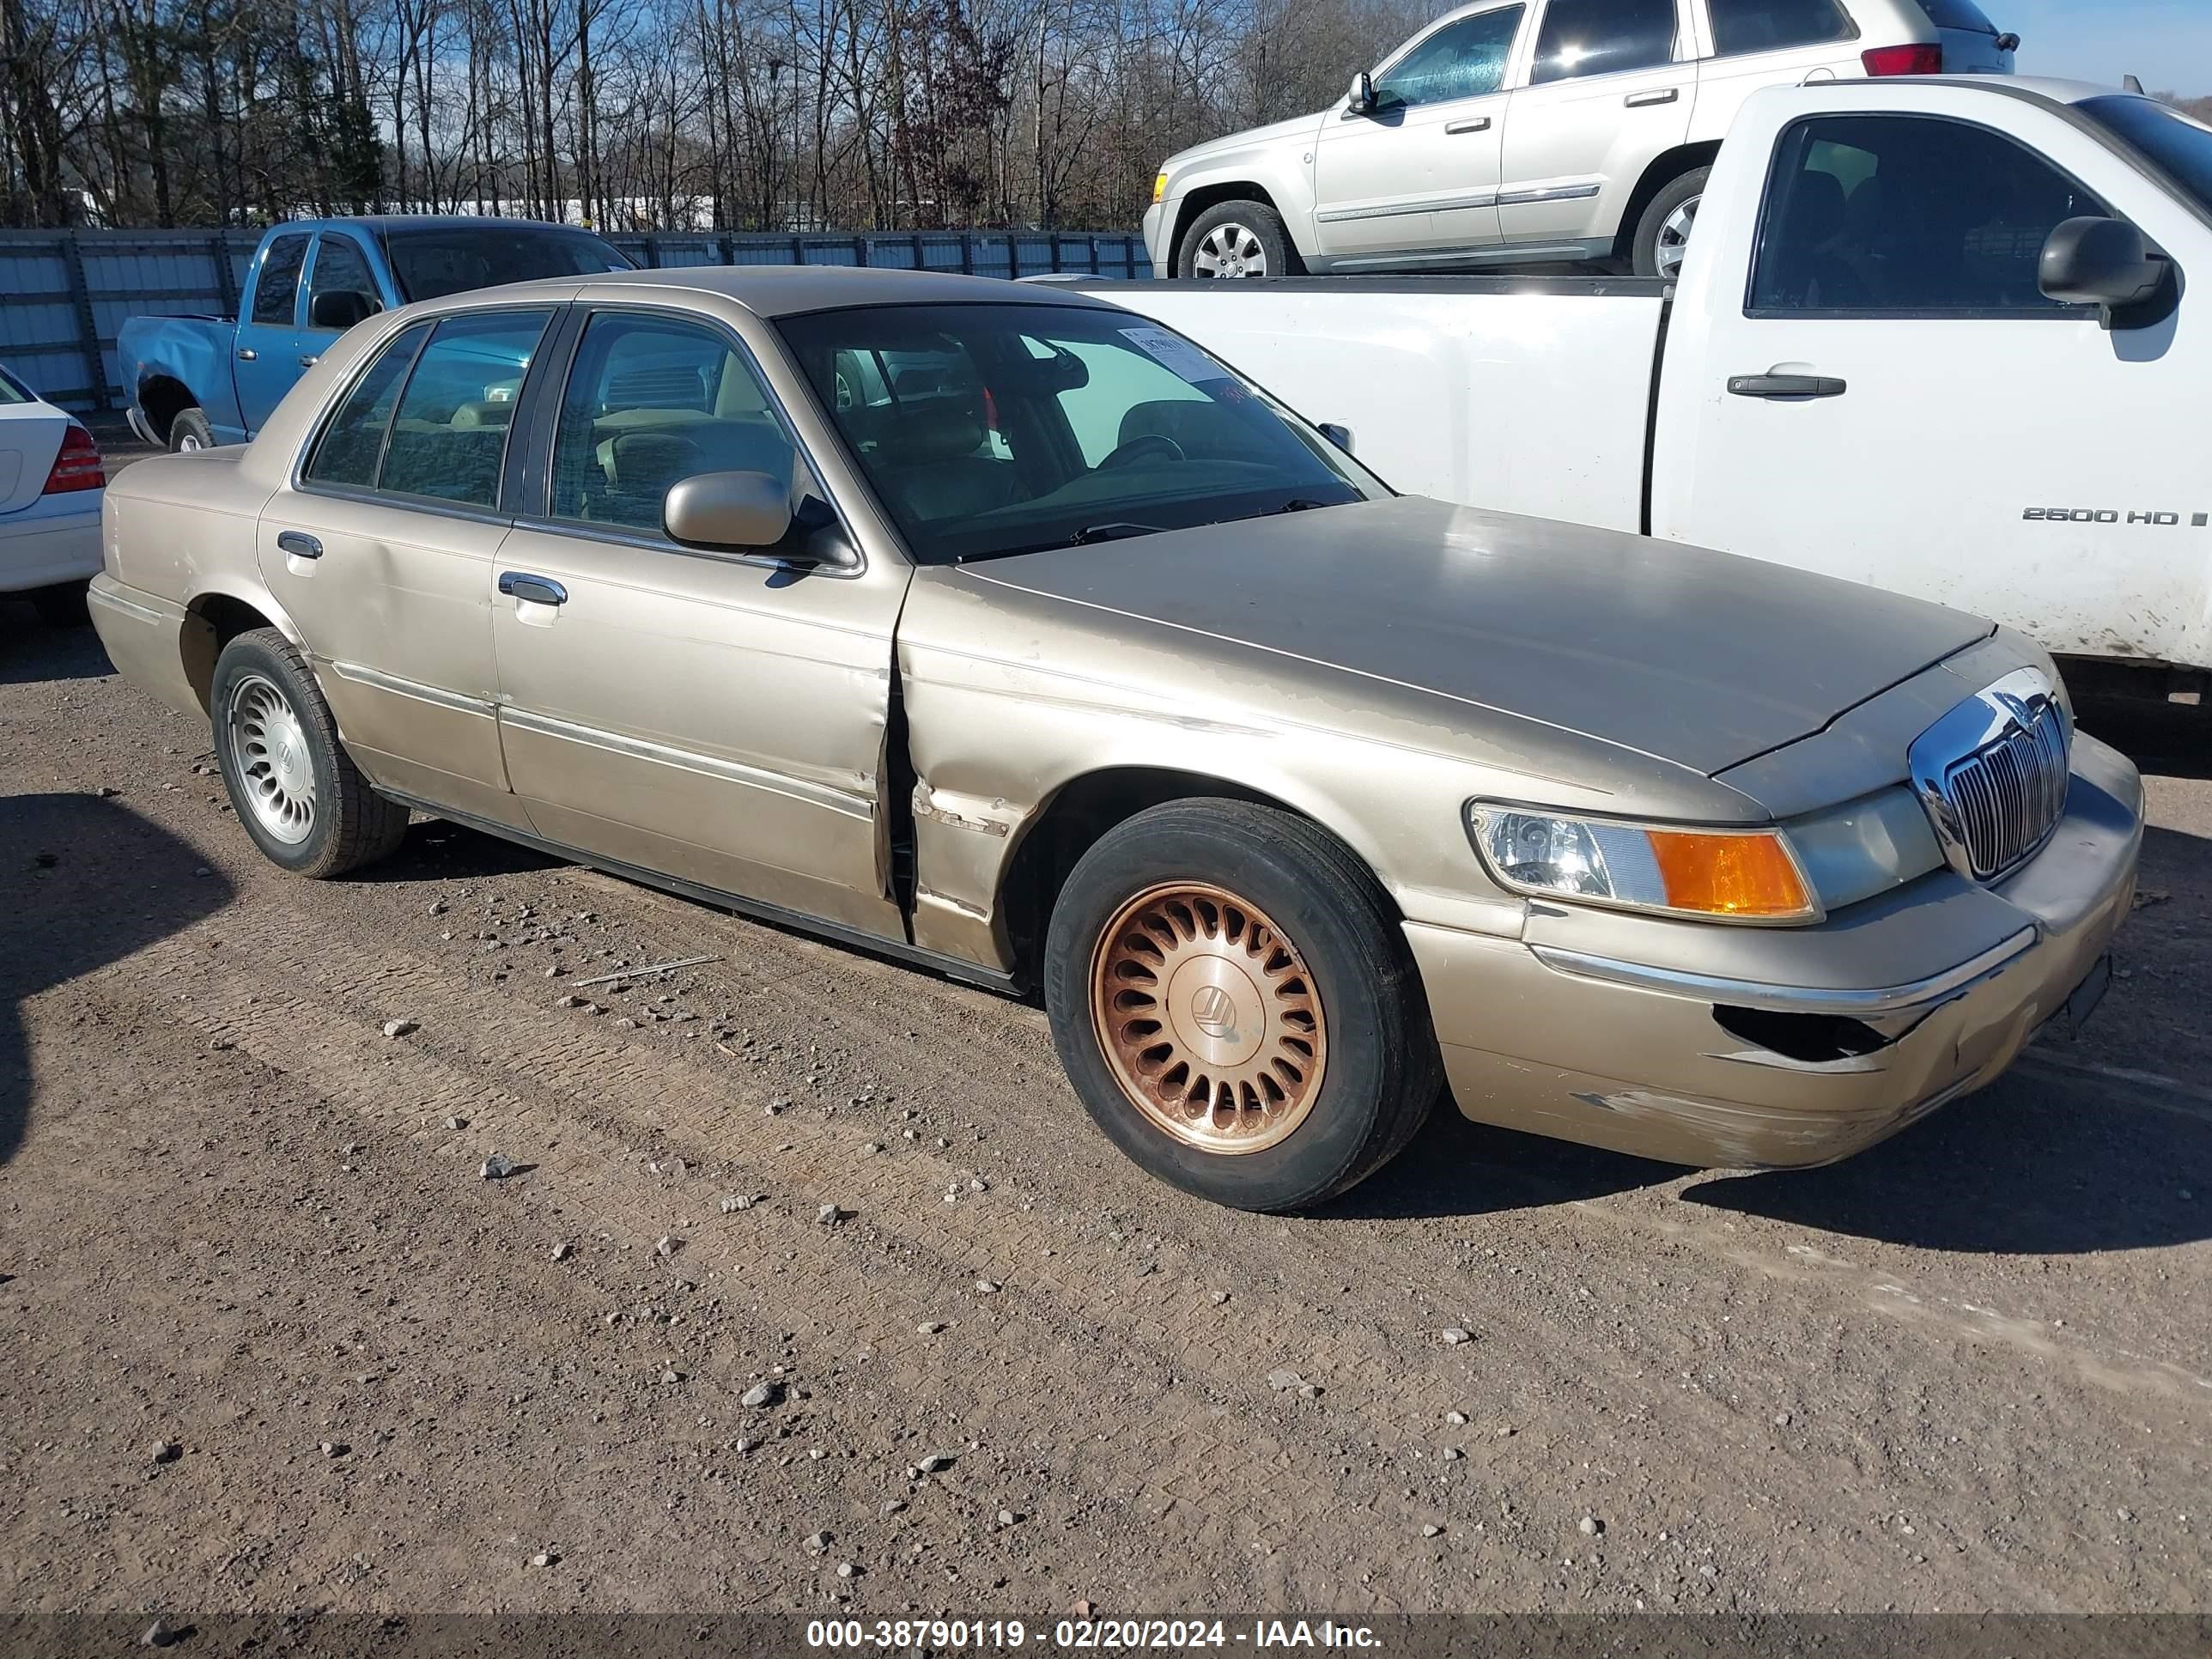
[1152,172,1169,204]
[1467,804,1820,923]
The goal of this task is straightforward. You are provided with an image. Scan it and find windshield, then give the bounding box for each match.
[775,302,1385,565]
[382,226,635,302]
[2080,96,2212,217]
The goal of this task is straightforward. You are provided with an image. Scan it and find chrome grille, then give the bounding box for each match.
[1907,667,2072,883]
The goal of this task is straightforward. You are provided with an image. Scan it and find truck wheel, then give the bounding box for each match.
[1178,201,1295,279]
[30,580,90,627]
[1632,167,1709,279]
[1042,799,1442,1212]
[210,628,410,878]
[167,407,216,452]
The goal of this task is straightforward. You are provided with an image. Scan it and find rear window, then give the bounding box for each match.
[1917,0,1996,33]
[383,227,635,302]
[2079,95,2212,219]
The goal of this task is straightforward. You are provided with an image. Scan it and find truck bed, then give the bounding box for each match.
[1071,276,1671,534]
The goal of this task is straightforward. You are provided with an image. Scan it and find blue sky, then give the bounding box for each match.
[2008,1,2212,96]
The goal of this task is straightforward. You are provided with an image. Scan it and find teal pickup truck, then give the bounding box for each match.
[120,216,634,451]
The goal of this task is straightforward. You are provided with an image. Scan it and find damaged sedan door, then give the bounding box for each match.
[489,302,908,939]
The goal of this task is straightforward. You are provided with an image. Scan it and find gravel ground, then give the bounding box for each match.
[2,487,2208,1620]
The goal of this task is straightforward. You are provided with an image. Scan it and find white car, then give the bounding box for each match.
[0,367,106,624]
[1142,0,2015,279]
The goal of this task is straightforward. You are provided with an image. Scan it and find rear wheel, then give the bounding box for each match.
[30,580,89,626]
[1178,201,1295,279]
[167,407,215,452]
[210,628,409,878]
[1043,799,1442,1212]
[1632,167,1709,279]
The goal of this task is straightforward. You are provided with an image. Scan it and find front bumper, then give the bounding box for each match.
[0,502,101,593]
[1141,204,1170,277]
[1406,732,2143,1169]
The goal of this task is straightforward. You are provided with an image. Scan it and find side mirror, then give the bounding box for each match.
[1316,422,1353,454]
[308,289,378,331]
[2038,216,2175,329]
[1347,70,1376,115]
[664,469,794,551]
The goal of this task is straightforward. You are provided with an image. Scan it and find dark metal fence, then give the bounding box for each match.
[0,227,1152,412]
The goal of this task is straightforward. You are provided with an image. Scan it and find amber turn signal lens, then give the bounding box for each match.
[1152,173,1169,204]
[1645,830,1813,920]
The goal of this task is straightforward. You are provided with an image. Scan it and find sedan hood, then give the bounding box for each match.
[971,497,1990,777]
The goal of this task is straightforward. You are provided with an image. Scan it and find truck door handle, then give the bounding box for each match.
[276,531,322,560]
[297,355,319,368]
[1625,87,1680,106]
[1444,116,1492,134]
[498,572,568,606]
[236,348,258,361]
[1728,373,1847,399]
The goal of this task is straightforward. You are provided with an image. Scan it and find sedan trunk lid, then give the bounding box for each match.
[971,496,1990,778]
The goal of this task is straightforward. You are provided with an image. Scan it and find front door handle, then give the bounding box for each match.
[1444,116,1492,134]
[498,572,568,606]
[236,348,258,362]
[276,530,322,560]
[297,355,319,368]
[1625,87,1680,106]
[1728,373,1847,399]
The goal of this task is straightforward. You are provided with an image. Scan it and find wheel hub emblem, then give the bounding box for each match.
[1190,983,1237,1042]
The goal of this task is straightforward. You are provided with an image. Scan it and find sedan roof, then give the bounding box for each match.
[491,263,1121,319]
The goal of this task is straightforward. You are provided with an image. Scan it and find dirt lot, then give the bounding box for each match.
[3,520,2209,1624]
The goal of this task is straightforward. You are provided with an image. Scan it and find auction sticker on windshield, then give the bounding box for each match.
[1119,325,1228,382]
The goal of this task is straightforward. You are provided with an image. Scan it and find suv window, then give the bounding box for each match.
[305,236,380,331]
[1748,114,2108,314]
[1375,7,1524,107]
[302,322,430,488]
[252,234,310,326]
[1529,0,1676,84]
[1708,0,1854,57]
[376,309,552,506]
[550,312,804,538]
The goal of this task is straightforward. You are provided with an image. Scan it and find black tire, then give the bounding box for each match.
[30,580,90,626]
[167,406,216,452]
[1043,799,1443,1212]
[1631,166,1709,279]
[210,627,409,878]
[1177,200,1297,280]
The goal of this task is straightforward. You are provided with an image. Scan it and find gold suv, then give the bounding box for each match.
[89,267,2138,1211]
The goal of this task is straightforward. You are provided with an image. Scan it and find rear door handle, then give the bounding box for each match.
[1625,87,1680,106]
[498,572,568,606]
[276,531,322,560]
[1444,116,1492,134]
[1728,373,1847,398]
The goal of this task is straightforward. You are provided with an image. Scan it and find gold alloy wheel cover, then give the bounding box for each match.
[1089,881,1328,1155]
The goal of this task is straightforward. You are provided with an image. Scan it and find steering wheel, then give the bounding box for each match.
[1098,433,1185,470]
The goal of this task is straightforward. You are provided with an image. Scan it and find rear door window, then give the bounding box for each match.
[1530,0,1678,83]
[252,234,310,326]
[375,309,554,507]
[1707,0,1855,57]
[302,322,430,489]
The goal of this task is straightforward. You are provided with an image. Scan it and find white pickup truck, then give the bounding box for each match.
[1091,76,2212,691]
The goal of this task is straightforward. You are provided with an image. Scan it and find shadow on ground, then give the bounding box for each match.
[1,604,112,687]
[0,793,235,1168]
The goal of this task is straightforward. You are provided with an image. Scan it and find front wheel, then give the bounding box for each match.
[1043,799,1442,1212]
[210,628,410,878]
[1632,167,1708,280]
[1177,201,1295,279]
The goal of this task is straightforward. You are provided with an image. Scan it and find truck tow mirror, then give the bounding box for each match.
[309,289,379,331]
[1347,71,1376,115]
[2038,216,2175,330]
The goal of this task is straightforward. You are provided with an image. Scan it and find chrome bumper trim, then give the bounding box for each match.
[1531,926,2039,1018]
